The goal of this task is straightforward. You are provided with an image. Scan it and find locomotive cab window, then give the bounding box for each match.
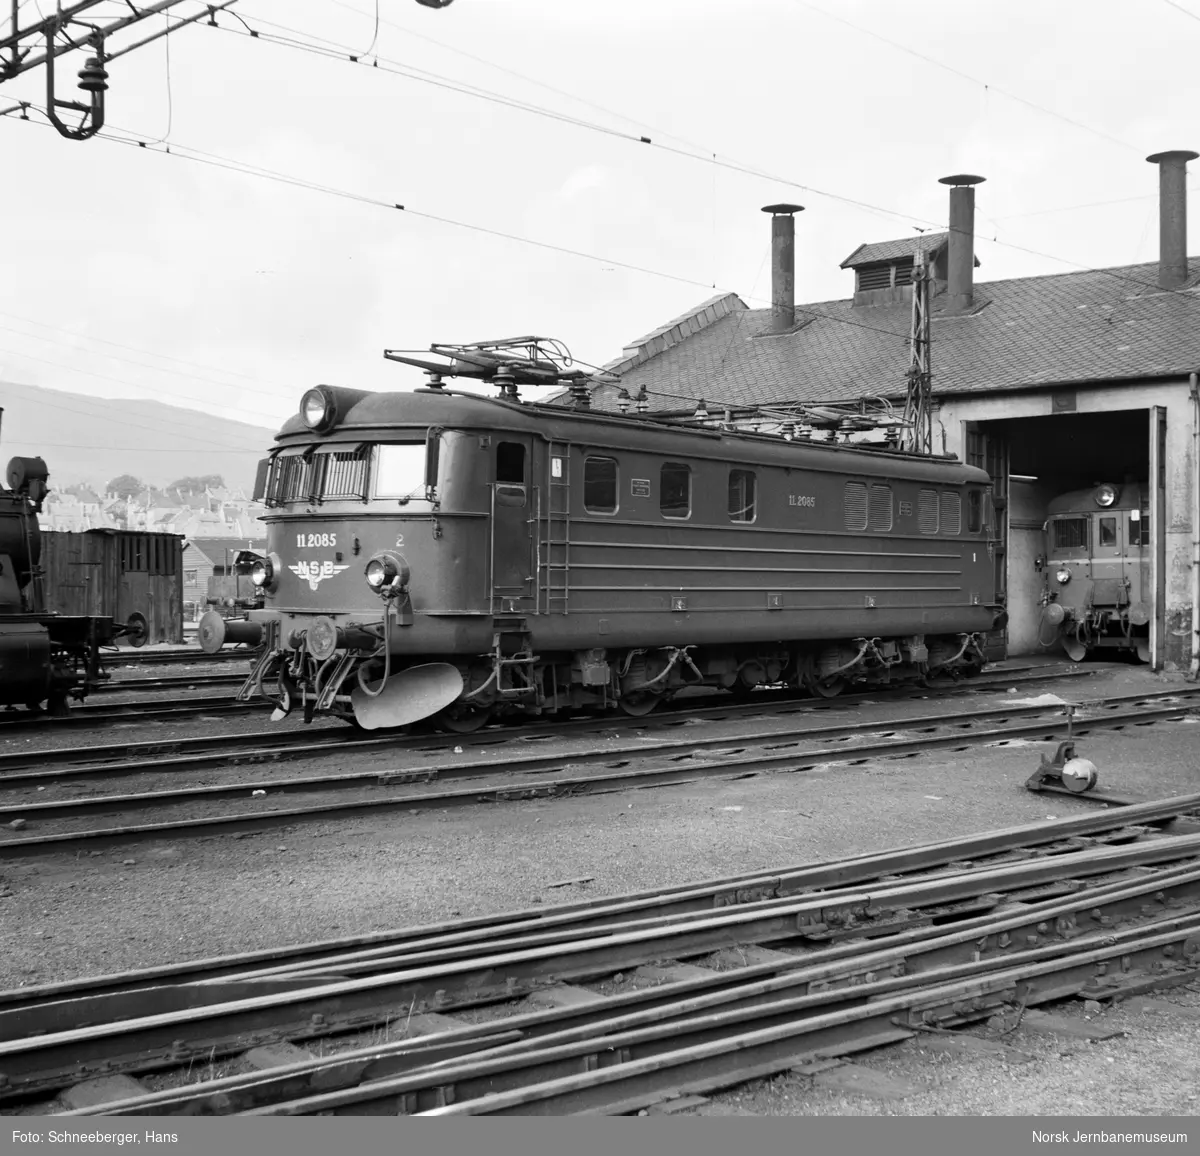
[728,469,756,523]
[1129,509,1148,547]
[583,456,618,515]
[967,490,983,534]
[1098,516,1117,547]
[1052,517,1089,550]
[495,441,527,508]
[374,443,432,506]
[660,463,691,519]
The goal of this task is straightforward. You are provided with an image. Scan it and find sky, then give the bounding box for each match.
[1,0,1198,442]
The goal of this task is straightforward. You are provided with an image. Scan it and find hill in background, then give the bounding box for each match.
[0,381,277,493]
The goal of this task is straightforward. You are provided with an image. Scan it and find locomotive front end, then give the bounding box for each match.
[1039,481,1151,663]
[200,385,471,730]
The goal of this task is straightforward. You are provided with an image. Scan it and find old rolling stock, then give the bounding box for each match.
[200,345,1002,732]
[0,455,116,712]
[1037,481,1151,662]
[40,529,184,648]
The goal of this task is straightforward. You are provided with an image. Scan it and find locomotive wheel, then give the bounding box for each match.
[126,613,149,649]
[436,704,493,734]
[811,677,846,699]
[618,693,660,717]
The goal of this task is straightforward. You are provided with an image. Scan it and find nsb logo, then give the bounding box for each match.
[289,559,350,591]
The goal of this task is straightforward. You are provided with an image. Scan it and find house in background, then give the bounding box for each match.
[182,536,267,618]
[568,151,1200,673]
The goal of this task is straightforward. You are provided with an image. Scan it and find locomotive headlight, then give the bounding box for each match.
[364,551,410,597]
[365,559,388,590]
[1094,483,1119,508]
[300,387,338,433]
[249,552,281,594]
[1056,568,1071,585]
[250,557,273,588]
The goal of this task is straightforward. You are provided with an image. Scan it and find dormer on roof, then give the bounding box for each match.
[839,232,979,306]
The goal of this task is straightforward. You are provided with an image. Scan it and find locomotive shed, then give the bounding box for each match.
[575,154,1200,680]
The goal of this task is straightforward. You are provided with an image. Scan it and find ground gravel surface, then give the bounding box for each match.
[691,986,1200,1117]
[0,663,1197,1117]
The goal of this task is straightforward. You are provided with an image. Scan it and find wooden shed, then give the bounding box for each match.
[40,529,184,646]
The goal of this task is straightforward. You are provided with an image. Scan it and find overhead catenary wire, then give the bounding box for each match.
[186,10,1200,309]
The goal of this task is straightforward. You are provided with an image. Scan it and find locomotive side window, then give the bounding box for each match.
[844,483,868,531]
[917,489,939,534]
[496,442,525,485]
[967,490,983,534]
[374,443,429,500]
[660,463,691,519]
[940,492,962,535]
[728,469,756,522]
[868,485,893,531]
[1052,518,1089,549]
[1098,517,1117,547]
[583,456,618,514]
[1129,509,1148,547]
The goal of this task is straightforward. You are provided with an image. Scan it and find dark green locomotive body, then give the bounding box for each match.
[207,386,1001,730]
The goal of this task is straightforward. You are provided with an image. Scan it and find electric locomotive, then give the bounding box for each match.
[0,455,115,713]
[199,338,1004,732]
[1036,481,1151,662]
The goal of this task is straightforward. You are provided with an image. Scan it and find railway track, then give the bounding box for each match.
[0,688,1196,856]
[0,658,1105,772]
[4,797,1199,1114]
[0,658,1090,735]
[92,672,248,694]
[102,648,251,668]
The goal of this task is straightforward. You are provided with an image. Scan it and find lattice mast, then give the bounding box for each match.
[902,249,933,454]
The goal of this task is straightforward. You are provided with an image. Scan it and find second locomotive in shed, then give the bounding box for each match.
[200,344,1004,731]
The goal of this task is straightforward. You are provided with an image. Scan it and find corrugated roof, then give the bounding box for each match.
[586,257,1200,412]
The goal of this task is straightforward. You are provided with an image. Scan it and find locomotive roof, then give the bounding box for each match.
[275,386,991,485]
[1046,481,1147,514]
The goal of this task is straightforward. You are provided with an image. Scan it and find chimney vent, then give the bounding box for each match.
[761,203,804,333]
[938,174,985,311]
[1146,150,1198,291]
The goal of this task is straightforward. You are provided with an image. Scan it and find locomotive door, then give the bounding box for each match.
[965,425,1009,662]
[489,437,535,615]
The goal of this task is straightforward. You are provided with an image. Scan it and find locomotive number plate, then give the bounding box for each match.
[297,533,338,548]
[788,495,816,507]
[631,478,651,497]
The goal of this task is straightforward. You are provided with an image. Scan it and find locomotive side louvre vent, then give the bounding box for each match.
[869,484,893,531]
[844,482,869,531]
[940,491,962,535]
[918,489,939,534]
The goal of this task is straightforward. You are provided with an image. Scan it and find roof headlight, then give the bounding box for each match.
[1056,568,1071,585]
[301,387,333,431]
[1094,483,1119,508]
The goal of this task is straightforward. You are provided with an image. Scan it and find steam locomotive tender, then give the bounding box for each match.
[1037,481,1151,663]
[0,456,115,713]
[200,365,1003,732]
